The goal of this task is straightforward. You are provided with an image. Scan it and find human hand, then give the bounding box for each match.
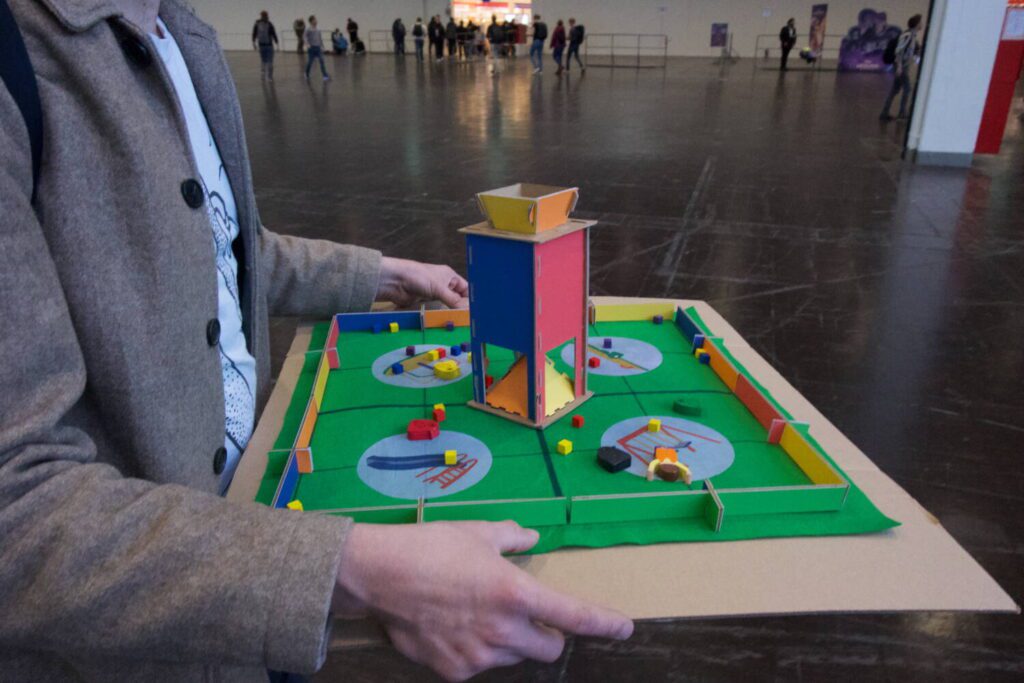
[333,521,633,681]
[377,256,469,309]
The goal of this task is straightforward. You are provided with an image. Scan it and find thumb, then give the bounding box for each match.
[473,520,540,554]
[435,282,464,308]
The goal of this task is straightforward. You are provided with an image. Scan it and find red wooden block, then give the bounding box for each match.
[571,415,585,428]
[326,347,340,370]
[485,375,494,388]
[767,418,786,444]
[588,357,600,368]
[436,347,447,359]
[407,419,439,441]
[433,408,447,423]
[734,375,783,431]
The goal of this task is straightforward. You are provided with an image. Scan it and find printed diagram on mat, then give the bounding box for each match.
[560,337,663,376]
[357,431,492,500]
[601,417,735,481]
[372,345,472,388]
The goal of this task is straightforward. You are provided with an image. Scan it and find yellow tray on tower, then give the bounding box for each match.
[476,183,579,235]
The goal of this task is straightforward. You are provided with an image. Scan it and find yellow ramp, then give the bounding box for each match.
[485,356,577,418]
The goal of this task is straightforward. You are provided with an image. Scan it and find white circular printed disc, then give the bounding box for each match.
[561,337,663,376]
[600,416,734,481]
[357,431,492,500]
[372,344,472,388]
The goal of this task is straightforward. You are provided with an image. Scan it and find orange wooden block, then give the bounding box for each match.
[654,446,678,463]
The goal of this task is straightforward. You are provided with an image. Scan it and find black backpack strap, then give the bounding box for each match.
[0,0,43,203]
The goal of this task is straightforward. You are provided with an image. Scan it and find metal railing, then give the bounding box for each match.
[753,33,844,71]
[583,34,669,69]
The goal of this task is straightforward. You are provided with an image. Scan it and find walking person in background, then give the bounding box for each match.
[486,15,502,74]
[880,14,923,121]
[304,15,330,82]
[551,19,566,75]
[779,18,797,71]
[566,17,586,72]
[293,17,305,53]
[347,17,359,45]
[445,17,458,59]
[530,14,548,74]
[413,17,426,61]
[252,11,278,81]
[504,19,516,57]
[392,17,406,55]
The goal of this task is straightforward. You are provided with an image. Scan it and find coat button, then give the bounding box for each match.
[206,318,221,347]
[213,446,227,474]
[181,179,205,208]
[120,35,153,67]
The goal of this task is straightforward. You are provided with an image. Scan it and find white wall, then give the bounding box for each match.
[189,0,931,56]
[909,0,1006,162]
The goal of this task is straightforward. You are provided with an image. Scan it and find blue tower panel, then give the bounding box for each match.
[466,234,535,353]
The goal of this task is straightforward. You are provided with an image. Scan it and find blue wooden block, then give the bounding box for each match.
[461,342,470,352]
[405,345,416,356]
[692,334,706,351]
[391,362,405,375]
[445,320,455,331]
[698,353,711,365]
[450,345,462,357]
[603,338,612,349]
[652,314,664,325]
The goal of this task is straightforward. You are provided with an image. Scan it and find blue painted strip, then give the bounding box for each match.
[271,453,301,509]
[674,306,699,343]
[335,310,422,333]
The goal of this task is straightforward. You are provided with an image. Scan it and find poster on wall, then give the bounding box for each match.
[838,9,902,71]
[711,23,729,48]
[809,4,829,57]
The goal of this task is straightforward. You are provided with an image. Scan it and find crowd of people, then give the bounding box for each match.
[251,12,587,79]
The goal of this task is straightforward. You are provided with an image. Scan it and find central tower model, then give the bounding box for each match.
[461,184,594,428]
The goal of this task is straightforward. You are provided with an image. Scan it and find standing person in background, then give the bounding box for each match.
[530,14,548,74]
[457,20,468,60]
[566,17,586,72]
[252,11,278,81]
[304,15,330,82]
[413,17,426,62]
[392,17,406,55]
[486,15,502,74]
[347,17,359,45]
[445,17,458,59]
[504,19,516,57]
[551,19,566,75]
[779,18,797,71]
[293,17,305,53]
[880,14,923,121]
[428,15,444,62]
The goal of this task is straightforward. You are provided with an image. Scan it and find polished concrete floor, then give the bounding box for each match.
[228,51,1024,681]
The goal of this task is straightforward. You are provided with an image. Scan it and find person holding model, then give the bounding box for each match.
[0,1,634,681]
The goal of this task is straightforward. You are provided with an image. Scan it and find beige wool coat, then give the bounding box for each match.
[0,0,382,679]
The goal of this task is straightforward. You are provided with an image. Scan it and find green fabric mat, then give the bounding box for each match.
[255,315,898,553]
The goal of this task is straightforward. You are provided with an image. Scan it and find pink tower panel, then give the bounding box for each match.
[535,230,586,352]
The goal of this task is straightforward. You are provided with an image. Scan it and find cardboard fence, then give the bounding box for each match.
[271,302,852,535]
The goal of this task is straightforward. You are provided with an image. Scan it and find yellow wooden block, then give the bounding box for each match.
[779,424,844,485]
[286,500,304,511]
[427,349,440,361]
[556,439,573,455]
[389,322,399,333]
[433,403,446,411]
[444,450,458,466]
[648,418,661,433]
[433,360,460,380]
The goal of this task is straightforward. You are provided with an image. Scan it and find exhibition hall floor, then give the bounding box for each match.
[227,52,1024,681]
